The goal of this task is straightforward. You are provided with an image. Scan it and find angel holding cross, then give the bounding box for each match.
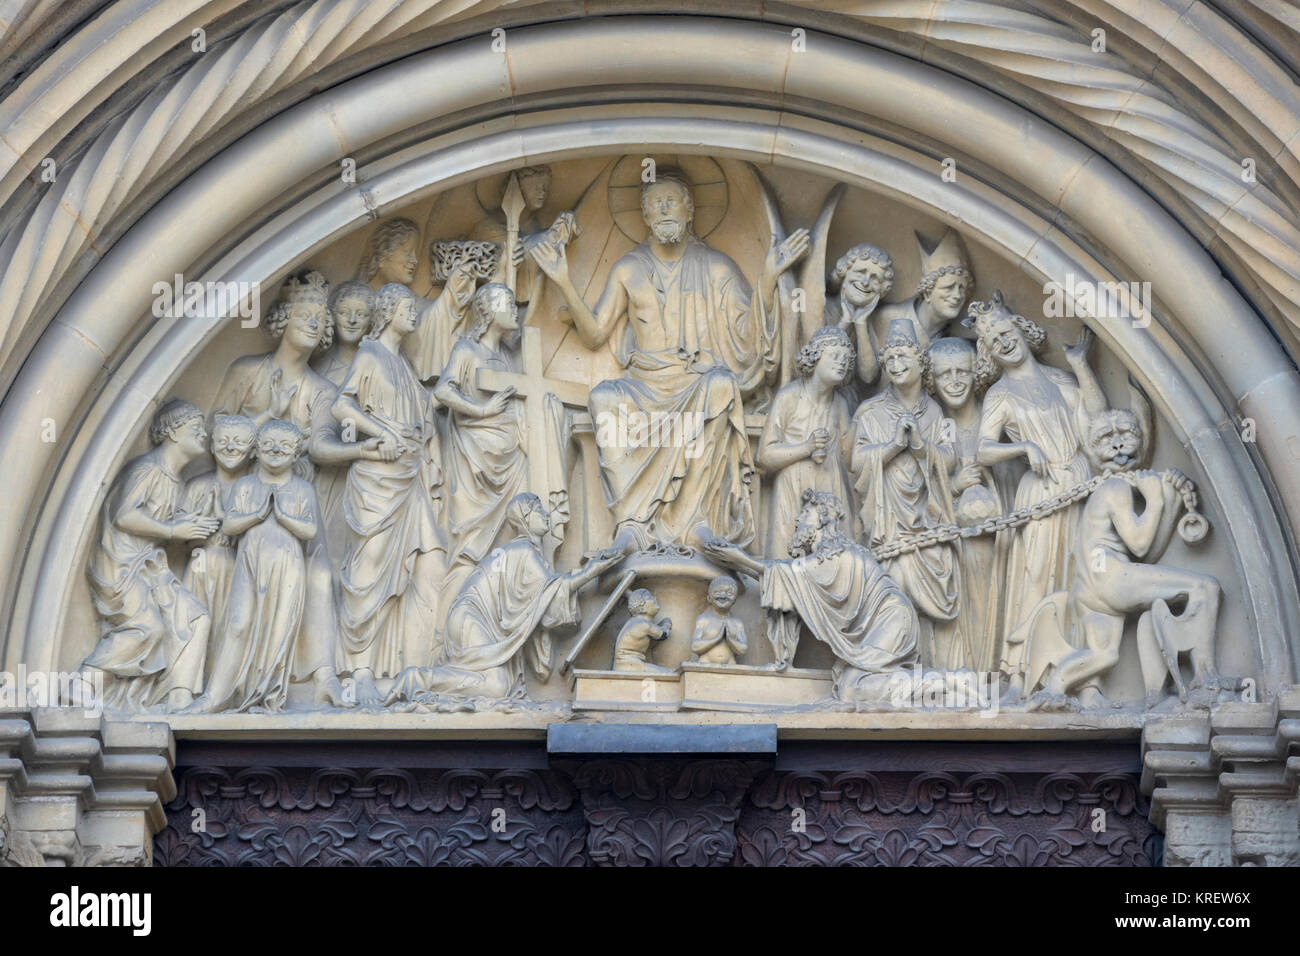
[433,282,576,599]
[433,171,589,599]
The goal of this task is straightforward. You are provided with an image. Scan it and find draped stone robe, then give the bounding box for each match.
[402,287,473,383]
[180,471,241,648]
[336,338,447,677]
[588,237,777,547]
[943,416,1008,674]
[852,389,960,623]
[387,535,579,702]
[761,540,920,702]
[203,472,318,713]
[439,336,529,568]
[759,379,855,556]
[310,349,357,576]
[84,454,209,709]
[211,353,341,681]
[978,365,1091,655]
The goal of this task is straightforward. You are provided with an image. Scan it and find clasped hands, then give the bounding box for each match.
[893,413,926,452]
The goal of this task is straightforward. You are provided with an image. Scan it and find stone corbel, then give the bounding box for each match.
[1214,694,1300,866]
[0,708,175,866]
[1143,687,1300,866]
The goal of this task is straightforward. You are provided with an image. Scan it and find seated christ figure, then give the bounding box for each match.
[530,168,809,552]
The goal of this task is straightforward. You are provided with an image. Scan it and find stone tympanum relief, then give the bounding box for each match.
[76,155,1239,720]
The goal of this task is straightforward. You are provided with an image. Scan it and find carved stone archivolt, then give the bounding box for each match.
[3,2,1300,869]
[3,2,1297,380]
[5,14,1294,717]
[5,16,1294,723]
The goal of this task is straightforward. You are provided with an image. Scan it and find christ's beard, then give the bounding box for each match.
[650,219,686,244]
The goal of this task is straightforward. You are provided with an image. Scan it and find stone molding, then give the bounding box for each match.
[0,707,176,866]
[2,689,1295,865]
[1142,685,1300,866]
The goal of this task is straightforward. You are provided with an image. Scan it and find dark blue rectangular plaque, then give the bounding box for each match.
[547,723,778,756]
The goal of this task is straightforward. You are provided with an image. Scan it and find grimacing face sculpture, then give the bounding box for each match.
[841,255,891,309]
[925,271,971,320]
[211,420,255,471]
[256,423,301,472]
[931,352,975,409]
[1089,409,1145,473]
[882,344,922,387]
[982,315,1028,369]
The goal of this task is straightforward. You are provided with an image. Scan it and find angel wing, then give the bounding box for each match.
[749,168,797,388]
[797,182,846,338]
[754,173,845,387]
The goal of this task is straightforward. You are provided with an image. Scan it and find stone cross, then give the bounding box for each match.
[476,324,589,510]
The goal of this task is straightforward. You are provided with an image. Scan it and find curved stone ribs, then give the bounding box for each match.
[787,0,1300,330]
[0,0,500,367]
[0,0,1298,378]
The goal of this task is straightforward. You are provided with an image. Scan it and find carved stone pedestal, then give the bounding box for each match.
[679,663,832,711]
[0,708,176,866]
[571,669,682,711]
[1142,687,1300,866]
[571,665,836,713]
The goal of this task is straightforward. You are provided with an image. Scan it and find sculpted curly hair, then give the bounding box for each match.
[830,243,894,295]
[626,588,660,617]
[791,488,853,560]
[210,413,256,442]
[802,488,844,524]
[796,325,855,378]
[266,270,333,354]
[149,399,204,446]
[468,282,515,340]
[914,264,973,300]
[253,417,305,461]
[967,294,1047,390]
